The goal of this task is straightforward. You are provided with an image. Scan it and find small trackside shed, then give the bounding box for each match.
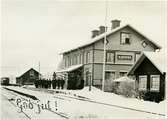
[128,51,166,102]
[16,68,41,85]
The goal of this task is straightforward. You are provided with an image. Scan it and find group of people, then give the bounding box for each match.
[34,78,65,89]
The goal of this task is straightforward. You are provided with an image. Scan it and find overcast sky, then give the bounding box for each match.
[1,0,167,77]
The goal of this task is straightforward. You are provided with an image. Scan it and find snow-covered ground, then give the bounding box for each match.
[1,86,166,119]
[62,86,166,115]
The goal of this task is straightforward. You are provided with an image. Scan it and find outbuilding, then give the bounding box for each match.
[128,51,166,102]
[16,68,41,85]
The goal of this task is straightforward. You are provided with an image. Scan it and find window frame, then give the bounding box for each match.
[105,71,116,80]
[119,71,127,77]
[138,75,147,91]
[86,51,91,64]
[150,75,160,92]
[106,51,114,63]
[142,41,148,48]
[120,32,131,45]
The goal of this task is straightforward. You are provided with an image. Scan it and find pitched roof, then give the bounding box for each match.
[17,68,41,78]
[61,24,161,54]
[128,51,167,75]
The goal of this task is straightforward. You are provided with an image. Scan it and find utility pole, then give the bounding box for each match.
[102,0,108,91]
[38,61,40,80]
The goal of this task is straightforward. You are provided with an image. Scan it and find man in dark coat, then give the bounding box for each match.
[57,78,60,89]
[61,79,65,89]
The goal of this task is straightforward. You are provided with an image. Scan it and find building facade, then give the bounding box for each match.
[58,20,161,90]
[128,52,166,102]
[16,68,40,85]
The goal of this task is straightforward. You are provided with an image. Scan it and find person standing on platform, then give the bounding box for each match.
[61,79,65,89]
[57,77,60,89]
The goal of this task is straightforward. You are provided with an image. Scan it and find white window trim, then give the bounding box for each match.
[139,75,147,91]
[150,75,160,92]
[120,32,131,45]
[106,52,114,63]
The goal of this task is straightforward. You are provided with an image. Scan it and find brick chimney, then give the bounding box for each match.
[91,30,99,38]
[111,19,121,29]
[99,26,105,34]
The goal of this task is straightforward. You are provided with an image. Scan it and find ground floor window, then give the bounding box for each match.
[150,75,160,91]
[119,72,127,77]
[139,75,147,90]
[105,71,115,80]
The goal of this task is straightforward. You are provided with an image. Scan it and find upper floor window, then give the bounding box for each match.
[79,54,82,64]
[86,52,90,63]
[150,75,160,91]
[120,32,131,45]
[73,55,77,65]
[139,75,147,90]
[70,57,72,66]
[65,57,68,67]
[67,56,70,66]
[142,41,148,48]
[135,53,141,62]
[106,52,114,63]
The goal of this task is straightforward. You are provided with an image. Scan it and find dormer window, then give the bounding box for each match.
[120,32,131,45]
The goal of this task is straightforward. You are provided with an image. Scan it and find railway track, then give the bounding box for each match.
[25,87,166,117]
[1,88,32,119]
[3,86,165,119]
[2,87,69,119]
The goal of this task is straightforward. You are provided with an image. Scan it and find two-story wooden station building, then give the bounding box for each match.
[57,20,161,90]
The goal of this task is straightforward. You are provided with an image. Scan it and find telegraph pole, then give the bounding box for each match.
[102,0,108,91]
[38,61,40,80]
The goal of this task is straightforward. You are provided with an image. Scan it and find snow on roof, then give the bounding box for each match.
[61,24,161,54]
[143,51,167,74]
[56,64,83,73]
[128,51,167,75]
[16,67,40,78]
[113,76,134,82]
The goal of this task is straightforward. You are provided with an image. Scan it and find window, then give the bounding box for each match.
[105,71,115,80]
[106,52,114,63]
[150,75,160,91]
[30,70,34,76]
[65,57,68,67]
[142,41,148,48]
[139,75,147,90]
[79,54,82,64]
[70,57,72,66]
[77,55,79,64]
[135,53,141,62]
[73,55,77,65]
[68,56,70,66]
[121,32,131,44]
[86,52,90,63]
[119,72,127,77]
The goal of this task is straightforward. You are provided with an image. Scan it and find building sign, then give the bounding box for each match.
[117,55,132,60]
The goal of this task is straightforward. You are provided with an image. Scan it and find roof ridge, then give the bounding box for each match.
[60,24,161,54]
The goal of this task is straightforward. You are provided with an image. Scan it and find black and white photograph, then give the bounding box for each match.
[1,0,167,119]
